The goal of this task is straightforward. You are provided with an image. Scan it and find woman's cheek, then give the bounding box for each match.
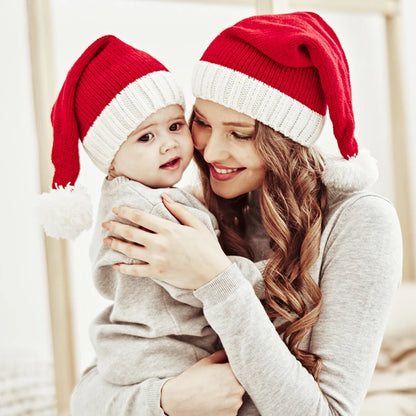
[191,124,205,148]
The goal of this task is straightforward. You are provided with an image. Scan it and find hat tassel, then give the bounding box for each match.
[37,183,93,239]
[321,149,379,192]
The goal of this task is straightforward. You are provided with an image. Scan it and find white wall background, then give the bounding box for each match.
[1,0,415,377]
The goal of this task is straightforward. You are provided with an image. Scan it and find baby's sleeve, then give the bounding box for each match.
[71,364,169,416]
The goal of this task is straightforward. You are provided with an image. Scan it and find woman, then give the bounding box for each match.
[71,12,402,416]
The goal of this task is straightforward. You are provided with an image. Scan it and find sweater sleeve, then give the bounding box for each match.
[71,364,168,416]
[194,195,402,416]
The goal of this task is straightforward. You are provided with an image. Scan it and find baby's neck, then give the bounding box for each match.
[105,174,178,190]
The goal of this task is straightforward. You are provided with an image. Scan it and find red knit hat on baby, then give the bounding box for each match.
[38,35,184,239]
[192,12,378,190]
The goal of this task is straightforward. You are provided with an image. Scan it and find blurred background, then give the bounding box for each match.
[0,0,415,415]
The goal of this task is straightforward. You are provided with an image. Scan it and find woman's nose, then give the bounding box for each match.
[202,131,228,163]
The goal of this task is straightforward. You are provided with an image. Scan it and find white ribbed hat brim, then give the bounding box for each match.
[192,61,325,146]
[83,70,185,173]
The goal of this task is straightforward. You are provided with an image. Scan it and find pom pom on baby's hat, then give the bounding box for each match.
[38,36,111,240]
[38,35,184,239]
[37,184,92,240]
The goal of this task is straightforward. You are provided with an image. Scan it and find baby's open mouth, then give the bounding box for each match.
[160,157,181,170]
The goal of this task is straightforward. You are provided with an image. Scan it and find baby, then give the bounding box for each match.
[38,35,263,396]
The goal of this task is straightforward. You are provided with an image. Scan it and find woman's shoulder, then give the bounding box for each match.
[318,188,403,290]
[322,188,402,259]
[325,188,399,230]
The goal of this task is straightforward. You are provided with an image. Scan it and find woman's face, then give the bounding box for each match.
[192,98,267,199]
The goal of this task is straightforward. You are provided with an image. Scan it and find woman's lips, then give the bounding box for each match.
[160,157,181,170]
[209,164,245,181]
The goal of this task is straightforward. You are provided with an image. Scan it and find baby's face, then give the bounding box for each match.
[109,105,193,188]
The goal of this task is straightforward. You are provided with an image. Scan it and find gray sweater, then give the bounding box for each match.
[72,185,402,416]
[89,177,262,412]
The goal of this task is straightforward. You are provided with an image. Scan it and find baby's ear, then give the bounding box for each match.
[107,162,117,181]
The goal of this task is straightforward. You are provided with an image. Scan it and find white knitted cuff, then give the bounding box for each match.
[83,70,185,173]
[192,60,325,146]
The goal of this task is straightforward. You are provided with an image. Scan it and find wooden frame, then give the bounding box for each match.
[26,0,413,414]
[26,1,75,415]
[290,0,399,15]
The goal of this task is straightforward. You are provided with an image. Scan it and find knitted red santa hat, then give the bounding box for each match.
[38,35,184,239]
[192,12,378,190]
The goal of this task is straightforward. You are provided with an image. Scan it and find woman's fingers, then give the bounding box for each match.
[112,206,174,233]
[161,352,245,416]
[113,263,152,277]
[161,193,207,230]
[111,195,209,235]
[104,237,147,260]
[103,237,155,276]
[102,219,155,246]
[103,199,230,288]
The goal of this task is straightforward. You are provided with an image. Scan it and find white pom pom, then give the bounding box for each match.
[321,149,379,192]
[37,184,93,239]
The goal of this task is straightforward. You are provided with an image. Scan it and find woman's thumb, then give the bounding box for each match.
[204,349,228,364]
[161,193,205,229]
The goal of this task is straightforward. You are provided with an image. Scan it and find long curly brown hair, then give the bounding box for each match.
[192,116,328,381]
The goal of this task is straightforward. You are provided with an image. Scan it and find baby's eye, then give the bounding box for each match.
[138,133,153,142]
[169,123,181,132]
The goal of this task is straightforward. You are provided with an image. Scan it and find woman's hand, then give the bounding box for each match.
[102,193,231,289]
[161,350,245,416]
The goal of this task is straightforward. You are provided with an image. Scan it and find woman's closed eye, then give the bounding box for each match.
[193,117,210,128]
[231,131,252,140]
